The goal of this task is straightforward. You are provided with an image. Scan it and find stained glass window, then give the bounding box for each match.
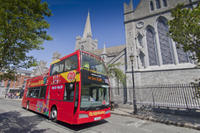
[150,1,154,11]
[146,26,159,66]
[139,52,145,67]
[176,45,189,63]
[156,0,161,9]
[163,0,167,7]
[157,17,174,64]
[138,33,143,47]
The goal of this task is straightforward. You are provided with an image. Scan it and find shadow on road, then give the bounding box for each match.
[57,119,108,131]
[0,108,108,133]
[33,110,108,132]
[0,111,47,133]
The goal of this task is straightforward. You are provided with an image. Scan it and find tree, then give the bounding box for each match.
[33,60,48,76]
[106,63,126,86]
[0,0,52,80]
[168,3,200,63]
[52,51,61,61]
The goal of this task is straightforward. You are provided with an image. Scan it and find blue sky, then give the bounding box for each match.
[29,0,140,66]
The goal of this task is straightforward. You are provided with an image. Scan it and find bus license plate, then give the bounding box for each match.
[94,117,101,121]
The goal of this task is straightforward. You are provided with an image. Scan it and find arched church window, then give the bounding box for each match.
[156,0,161,9]
[146,26,159,66]
[150,1,154,11]
[139,51,145,68]
[157,17,174,64]
[138,33,143,47]
[176,45,189,63]
[163,0,167,7]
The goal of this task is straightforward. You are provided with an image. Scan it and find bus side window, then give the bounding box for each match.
[64,55,78,72]
[34,88,40,98]
[28,88,34,97]
[27,88,31,97]
[39,86,47,99]
[50,61,64,75]
[64,83,75,101]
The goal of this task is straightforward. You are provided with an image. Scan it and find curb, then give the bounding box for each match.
[0,98,22,101]
[111,112,200,131]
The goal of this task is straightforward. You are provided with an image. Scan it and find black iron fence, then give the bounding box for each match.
[135,84,200,110]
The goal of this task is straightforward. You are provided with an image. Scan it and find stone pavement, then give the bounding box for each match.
[1,96,199,131]
[111,107,200,131]
[0,95,22,101]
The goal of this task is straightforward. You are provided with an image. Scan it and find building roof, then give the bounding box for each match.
[94,45,126,56]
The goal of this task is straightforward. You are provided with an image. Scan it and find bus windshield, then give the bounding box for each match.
[81,52,106,75]
[80,82,110,111]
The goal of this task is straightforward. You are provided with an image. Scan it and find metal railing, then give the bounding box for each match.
[134,84,200,110]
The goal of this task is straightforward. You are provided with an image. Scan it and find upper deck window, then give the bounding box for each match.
[81,52,106,75]
[64,55,78,72]
[51,60,64,75]
[50,55,78,76]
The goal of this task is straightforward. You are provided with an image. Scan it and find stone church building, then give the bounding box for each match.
[75,0,200,105]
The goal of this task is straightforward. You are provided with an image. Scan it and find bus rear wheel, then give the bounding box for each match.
[50,107,57,122]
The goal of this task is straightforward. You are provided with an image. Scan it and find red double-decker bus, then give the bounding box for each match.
[22,50,111,124]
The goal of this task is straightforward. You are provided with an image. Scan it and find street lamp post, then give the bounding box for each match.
[129,54,137,114]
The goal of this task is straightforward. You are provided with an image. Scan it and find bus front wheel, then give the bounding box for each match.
[50,107,57,122]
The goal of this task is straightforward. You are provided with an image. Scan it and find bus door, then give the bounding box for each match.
[26,87,37,110]
[49,83,64,119]
[35,86,48,114]
[61,82,76,122]
[31,87,40,110]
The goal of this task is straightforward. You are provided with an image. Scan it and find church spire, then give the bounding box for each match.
[83,11,92,38]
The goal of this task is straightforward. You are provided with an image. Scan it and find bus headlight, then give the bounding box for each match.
[79,114,89,118]
[105,110,110,114]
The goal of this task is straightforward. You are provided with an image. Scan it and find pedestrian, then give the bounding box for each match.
[16,92,20,99]
[15,92,17,99]
[20,91,24,99]
[8,93,11,99]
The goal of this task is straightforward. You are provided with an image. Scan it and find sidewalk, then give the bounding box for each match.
[0,95,5,99]
[0,96,22,101]
[111,107,200,130]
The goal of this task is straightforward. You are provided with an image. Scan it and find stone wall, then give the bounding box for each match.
[125,67,200,104]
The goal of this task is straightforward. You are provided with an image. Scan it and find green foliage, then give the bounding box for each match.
[0,0,52,80]
[168,3,200,63]
[106,63,126,86]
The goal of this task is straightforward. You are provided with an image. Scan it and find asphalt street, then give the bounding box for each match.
[0,98,199,133]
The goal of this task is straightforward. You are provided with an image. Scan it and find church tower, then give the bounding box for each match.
[75,11,98,51]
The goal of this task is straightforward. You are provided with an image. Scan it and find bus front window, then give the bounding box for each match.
[80,52,110,111]
[80,84,109,111]
[81,52,106,75]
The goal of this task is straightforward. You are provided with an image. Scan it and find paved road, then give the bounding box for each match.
[0,98,199,133]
